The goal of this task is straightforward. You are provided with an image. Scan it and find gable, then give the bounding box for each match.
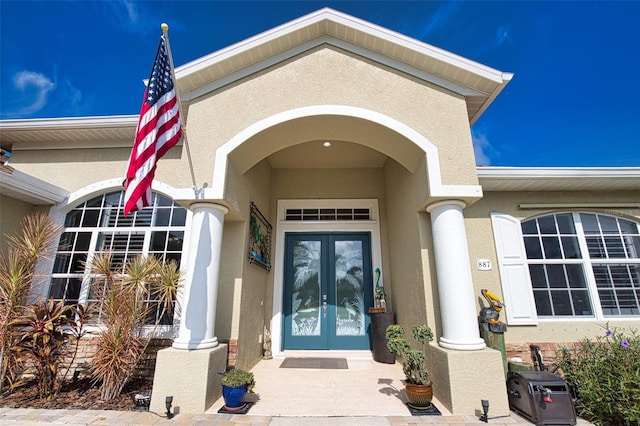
[175,8,512,125]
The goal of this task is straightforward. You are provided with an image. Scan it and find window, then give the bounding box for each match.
[522,213,640,318]
[285,207,371,221]
[50,190,187,325]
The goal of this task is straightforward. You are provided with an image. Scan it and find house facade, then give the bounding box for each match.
[1,9,639,416]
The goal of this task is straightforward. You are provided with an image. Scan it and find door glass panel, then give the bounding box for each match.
[291,240,321,336]
[335,240,365,337]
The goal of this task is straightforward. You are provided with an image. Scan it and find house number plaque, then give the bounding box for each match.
[476,259,492,270]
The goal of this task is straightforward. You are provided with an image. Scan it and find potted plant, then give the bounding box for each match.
[220,368,255,411]
[386,323,434,408]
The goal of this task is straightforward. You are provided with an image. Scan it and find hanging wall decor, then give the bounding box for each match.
[249,202,272,271]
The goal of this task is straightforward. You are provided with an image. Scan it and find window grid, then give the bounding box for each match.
[522,212,640,319]
[285,208,370,221]
[50,191,186,325]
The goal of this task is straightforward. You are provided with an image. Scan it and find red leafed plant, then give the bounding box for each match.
[9,299,85,399]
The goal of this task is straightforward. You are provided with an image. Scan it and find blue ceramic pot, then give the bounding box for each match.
[222,384,247,409]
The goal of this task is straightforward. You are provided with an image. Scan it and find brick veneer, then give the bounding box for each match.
[506,341,579,369]
[64,336,237,379]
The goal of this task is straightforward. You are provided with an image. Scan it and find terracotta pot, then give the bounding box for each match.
[405,382,433,408]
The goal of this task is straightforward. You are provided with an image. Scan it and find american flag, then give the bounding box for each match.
[123,35,182,216]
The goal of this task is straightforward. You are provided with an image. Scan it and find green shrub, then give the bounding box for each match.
[555,325,640,426]
[221,368,255,392]
[385,323,434,385]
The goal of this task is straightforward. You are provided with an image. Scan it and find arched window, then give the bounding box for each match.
[49,190,187,325]
[522,213,640,318]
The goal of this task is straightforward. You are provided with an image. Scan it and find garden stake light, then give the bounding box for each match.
[479,399,489,423]
[165,395,174,419]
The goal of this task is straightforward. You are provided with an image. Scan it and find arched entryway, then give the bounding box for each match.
[208,105,485,354]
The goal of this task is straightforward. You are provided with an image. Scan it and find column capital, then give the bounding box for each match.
[426,199,466,213]
[189,201,229,215]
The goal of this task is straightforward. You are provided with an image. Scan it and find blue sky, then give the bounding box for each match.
[1,1,639,167]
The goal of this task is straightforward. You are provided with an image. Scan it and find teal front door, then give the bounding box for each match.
[283,232,373,350]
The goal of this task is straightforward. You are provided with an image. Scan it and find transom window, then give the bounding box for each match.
[50,190,187,324]
[285,208,371,221]
[522,213,640,318]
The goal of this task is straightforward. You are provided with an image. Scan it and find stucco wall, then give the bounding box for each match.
[236,160,273,369]
[9,47,477,198]
[187,46,478,189]
[8,146,193,195]
[215,159,273,370]
[382,156,437,332]
[464,189,640,347]
[0,195,40,253]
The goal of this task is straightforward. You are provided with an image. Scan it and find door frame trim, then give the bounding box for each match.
[271,199,384,357]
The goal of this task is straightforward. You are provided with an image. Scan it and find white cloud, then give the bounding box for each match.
[61,79,83,114]
[120,0,139,24]
[105,0,139,26]
[12,71,56,115]
[494,25,512,47]
[100,0,157,35]
[412,2,463,41]
[472,130,493,166]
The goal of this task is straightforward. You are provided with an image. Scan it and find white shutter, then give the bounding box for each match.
[490,212,538,325]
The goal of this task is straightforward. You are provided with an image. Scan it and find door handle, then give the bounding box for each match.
[323,301,327,318]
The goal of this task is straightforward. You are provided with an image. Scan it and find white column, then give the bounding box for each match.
[426,200,485,350]
[173,202,228,350]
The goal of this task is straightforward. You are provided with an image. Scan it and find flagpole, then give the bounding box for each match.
[161,23,202,199]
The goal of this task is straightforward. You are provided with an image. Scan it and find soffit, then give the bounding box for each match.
[478,167,640,191]
[175,8,512,124]
[0,116,137,150]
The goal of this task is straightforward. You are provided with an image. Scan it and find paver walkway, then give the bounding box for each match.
[0,406,593,425]
[0,355,593,425]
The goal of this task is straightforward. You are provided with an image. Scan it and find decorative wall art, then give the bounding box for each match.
[249,202,272,271]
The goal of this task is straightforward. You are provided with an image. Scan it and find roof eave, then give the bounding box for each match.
[0,115,138,131]
[477,166,640,192]
[469,72,514,125]
[0,168,69,205]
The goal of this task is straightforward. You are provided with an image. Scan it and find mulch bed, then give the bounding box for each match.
[0,377,154,411]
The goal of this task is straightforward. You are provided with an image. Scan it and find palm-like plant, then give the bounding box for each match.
[88,253,182,400]
[0,213,60,392]
[292,243,320,291]
[10,299,77,398]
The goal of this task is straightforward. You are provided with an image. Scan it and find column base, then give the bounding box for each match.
[172,336,219,350]
[429,343,509,416]
[439,336,486,350]
[150,345,228,414]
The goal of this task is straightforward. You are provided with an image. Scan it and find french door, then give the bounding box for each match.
[283,232,373,350]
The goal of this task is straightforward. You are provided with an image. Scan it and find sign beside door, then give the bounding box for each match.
[283,232,373,350]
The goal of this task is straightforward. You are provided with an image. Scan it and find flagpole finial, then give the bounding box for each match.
[161,23,169,33]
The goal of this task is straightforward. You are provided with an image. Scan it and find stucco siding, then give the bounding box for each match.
[6,146,193,195]
[271,167,384,200]
[465,190,640,346]
[383,157,433,330]
[0,195,40,253]
[215,159,273,370]
[187,46,478,190]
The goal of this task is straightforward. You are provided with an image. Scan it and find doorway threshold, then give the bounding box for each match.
[278,350,373,360]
